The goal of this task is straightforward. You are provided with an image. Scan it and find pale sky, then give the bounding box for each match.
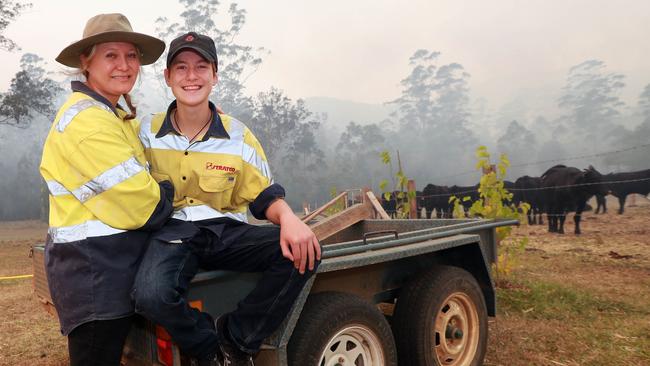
[1,0,649,109]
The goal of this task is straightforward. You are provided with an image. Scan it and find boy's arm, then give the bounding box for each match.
[265,199,321,274]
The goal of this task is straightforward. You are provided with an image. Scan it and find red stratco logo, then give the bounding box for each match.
[206,162,236,173]
[185,35,194,42]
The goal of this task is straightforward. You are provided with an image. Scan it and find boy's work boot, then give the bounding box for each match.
[214,316,254,366]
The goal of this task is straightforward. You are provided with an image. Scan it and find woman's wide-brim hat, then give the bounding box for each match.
[56,13,165,68]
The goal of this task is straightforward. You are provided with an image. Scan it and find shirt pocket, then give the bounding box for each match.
[198,175,236,210]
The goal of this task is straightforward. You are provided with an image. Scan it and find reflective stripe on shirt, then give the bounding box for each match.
[46,180,72,196]
[72,156,145,203]
[56,99,112,132]
[147,132,243,155]
[171,204,248,223]
[242,143,273,181]
[49,220,126,243]
[141,115,246,156]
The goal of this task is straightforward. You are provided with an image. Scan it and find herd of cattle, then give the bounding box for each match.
[381,166,650,235]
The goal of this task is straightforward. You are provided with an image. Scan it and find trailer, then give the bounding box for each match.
[33,192,516,366]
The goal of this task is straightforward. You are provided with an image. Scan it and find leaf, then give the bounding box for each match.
[500,154,510,167]
[380,151,391,164]
[379,179,388,191]
[399,175,409,187]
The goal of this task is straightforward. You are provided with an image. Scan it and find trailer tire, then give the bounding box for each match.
[393,265,488,366]
[287,292,397,366]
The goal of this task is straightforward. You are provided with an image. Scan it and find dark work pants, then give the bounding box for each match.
[133,222,319,360]
[67,316,133,366]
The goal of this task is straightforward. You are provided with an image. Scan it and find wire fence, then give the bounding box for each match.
[407,176,650,199]
[435,142,650,180]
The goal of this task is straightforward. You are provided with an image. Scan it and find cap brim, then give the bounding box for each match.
[56,31,165,68]
[167,45,216,68]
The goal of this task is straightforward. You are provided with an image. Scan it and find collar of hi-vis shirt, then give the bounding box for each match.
[70,80,125,117]
[155,100,230,141]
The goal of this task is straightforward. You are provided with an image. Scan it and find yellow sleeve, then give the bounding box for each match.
[231,128,273,207]
[63,123,162,230]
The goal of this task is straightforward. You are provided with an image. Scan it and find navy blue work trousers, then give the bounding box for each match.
[67,316,133,366]
[132,220,318,360]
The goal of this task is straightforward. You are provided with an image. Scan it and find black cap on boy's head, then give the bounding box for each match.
[166,32,218,70]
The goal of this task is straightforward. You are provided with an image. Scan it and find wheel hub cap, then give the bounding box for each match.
[433,292,479,365]
[319,325,385,366]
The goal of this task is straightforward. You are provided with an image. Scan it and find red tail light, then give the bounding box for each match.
[156,326,174,366]
[154,302,202,366]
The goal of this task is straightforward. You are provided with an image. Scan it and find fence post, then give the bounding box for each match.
[482,164,496,175]
[408,179,417,219]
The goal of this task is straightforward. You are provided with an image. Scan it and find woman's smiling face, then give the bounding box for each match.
[81,42,141,105]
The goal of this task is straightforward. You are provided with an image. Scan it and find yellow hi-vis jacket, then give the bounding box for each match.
[39,83,174,335]
[139,101,285,224]
[41,92,165,238]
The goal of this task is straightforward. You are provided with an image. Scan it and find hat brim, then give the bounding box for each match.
[167,45,217,69]
[56,31,165,68]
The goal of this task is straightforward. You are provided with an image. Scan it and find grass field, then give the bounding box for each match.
[1,197,649,365]
[486,196,650,366]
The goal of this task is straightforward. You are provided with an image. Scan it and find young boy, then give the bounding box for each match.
[134,32,321,366]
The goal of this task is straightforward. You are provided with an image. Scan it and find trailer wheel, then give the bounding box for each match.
[288,292,397,366]
[393,265,487,366]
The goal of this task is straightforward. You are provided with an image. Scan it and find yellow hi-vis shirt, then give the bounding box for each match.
[139,102,275,222]
[40,92,163,243]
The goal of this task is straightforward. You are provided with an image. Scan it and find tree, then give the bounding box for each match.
[0,53,61,220]
[0,0,31,52]
[0,53,63,127]
[391,50,472,139]
[248,87,325,206]
[285,120,324,171]
[250,87,320,161]
[605,83,650,170]
[497,120,537,174]
[335,121,387,187]
[558,60,625,141]
[389,50,476,184]
[279,119,327,206]
[153,0,264,118]
[391,50,440,132]
[249,87,317,162]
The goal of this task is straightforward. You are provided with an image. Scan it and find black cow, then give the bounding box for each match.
[380,190,424,218]
[380,191,398,218]
[415,190,425,218]
[594,193,607,214]
[601,169,650,214]
[513,176,545,225]
[422,184,452,218]
[541,165,607,234]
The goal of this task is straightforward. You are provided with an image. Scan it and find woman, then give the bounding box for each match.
[40,13,174,366]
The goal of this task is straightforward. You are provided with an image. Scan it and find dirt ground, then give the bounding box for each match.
[0,195,649,365]
[487,195,650,366]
